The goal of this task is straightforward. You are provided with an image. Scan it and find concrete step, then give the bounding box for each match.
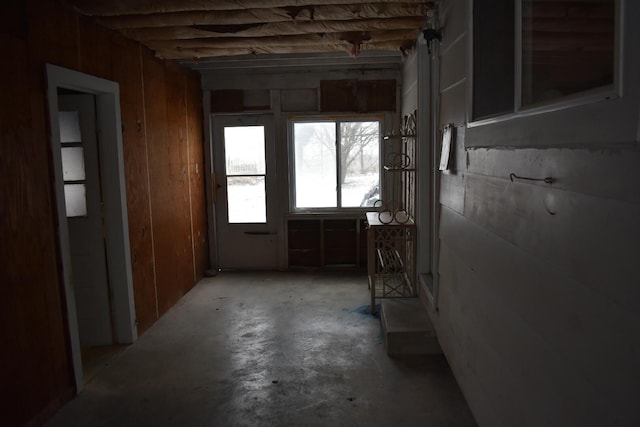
[381,298,441,356]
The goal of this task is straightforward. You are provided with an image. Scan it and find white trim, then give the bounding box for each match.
[429,24,441,312]
[466,0,475,131]
[202,92,218,273]
[46,64,137,393]
[286,114,387,214]
[468,87,620,128]
[468,0,623,129]
[416,43,431,277]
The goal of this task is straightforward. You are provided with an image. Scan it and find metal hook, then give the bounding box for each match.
[509,173,554,184]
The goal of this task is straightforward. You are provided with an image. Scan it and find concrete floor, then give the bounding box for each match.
[47,271,476,427]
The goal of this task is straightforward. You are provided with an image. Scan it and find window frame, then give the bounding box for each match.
[287,114,385,214]
[222,124,268,224]
[468,0,625,134]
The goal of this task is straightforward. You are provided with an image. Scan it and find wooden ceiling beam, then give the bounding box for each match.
[122,17,427,41]
[144,29,419,51]
[65,0,430,17]
[99,3,429,29]
[155,40,415,59]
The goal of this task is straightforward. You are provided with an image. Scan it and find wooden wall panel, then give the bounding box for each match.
[143,53,174,315]
[187,72,208,278]
[0,0,27,39]
[1,33,73,427]
[358,79,396,112]
[320,79,396,112]
[26,0,79,69]
[78,15,113,79]
[1,1,208,424]
[144,54,200,316]
[321,79,358,112]
[111,36,158,334]
[165,62,194,298]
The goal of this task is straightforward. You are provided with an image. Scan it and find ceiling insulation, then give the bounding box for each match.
[63,0,432,60]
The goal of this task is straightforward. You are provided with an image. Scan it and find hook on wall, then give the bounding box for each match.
[509,173,554,184]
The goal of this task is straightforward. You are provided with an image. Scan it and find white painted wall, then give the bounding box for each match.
[427,0,640,425]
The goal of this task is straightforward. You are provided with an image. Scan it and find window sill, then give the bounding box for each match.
[465,88,638,149]
[468,86,618,129]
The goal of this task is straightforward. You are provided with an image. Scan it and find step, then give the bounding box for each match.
[381,298,441,356]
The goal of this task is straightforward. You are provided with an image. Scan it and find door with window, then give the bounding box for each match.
[59,93,113,346]
[212,115,278,269]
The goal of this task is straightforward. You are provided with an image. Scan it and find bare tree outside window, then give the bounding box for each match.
[292,119,380,209]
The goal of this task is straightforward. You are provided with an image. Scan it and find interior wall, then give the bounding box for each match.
[429,0,640,426]
[201,66,401,269]
[0,0,207,425]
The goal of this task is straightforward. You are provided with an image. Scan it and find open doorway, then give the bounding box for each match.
[46,65,137,392]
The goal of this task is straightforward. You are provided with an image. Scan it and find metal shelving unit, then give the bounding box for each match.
[366,111,417,314]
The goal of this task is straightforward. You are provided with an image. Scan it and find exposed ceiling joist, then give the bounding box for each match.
[158,40,415,60]
[66,0,429,16]
[122,17,426,41]
[63,0,432,60]
[98,3,429,29]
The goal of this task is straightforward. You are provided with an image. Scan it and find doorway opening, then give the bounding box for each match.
[46,64,137,392]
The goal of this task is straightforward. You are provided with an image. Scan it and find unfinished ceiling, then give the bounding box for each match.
[63,0,432,60]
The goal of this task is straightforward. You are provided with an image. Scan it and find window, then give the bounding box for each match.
[59,111,87,217]
[472,0,617,121]
[290,118,381,211]
[223,125,267,223]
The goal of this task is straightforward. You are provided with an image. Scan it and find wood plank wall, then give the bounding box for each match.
[426,0,640,425]
[0,0,207,425]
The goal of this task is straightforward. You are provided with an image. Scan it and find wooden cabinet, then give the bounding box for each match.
[287,219,322,267]
[287,217,367,268]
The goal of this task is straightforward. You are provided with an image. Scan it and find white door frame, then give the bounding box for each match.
[46,64,137,392]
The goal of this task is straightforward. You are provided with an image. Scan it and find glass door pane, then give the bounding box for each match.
[223,126,267,223]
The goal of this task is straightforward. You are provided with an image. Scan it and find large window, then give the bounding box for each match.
[473,0,617,121]
[290,118,381,211]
